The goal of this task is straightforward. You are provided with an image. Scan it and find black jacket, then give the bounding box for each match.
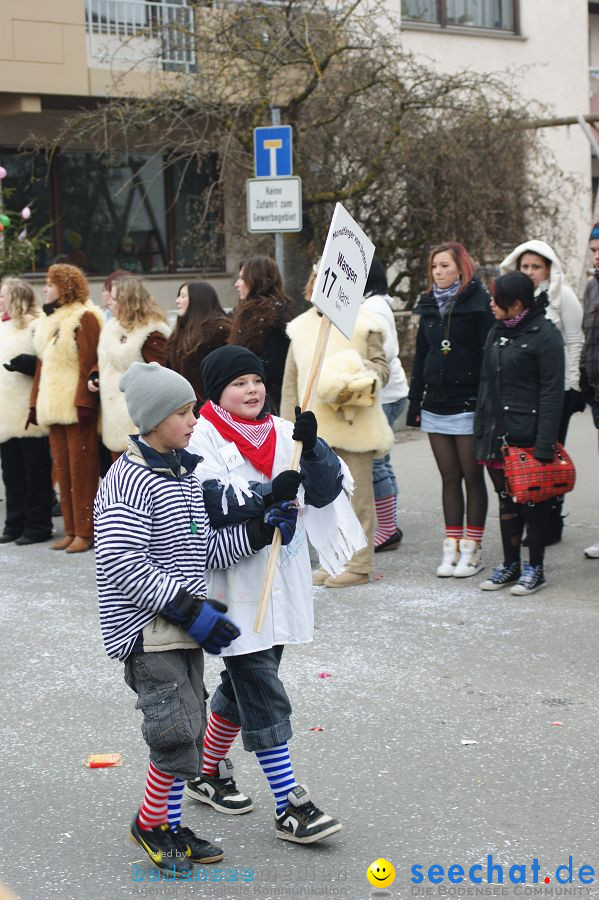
[409,278,494,414]
[474,303,565,462]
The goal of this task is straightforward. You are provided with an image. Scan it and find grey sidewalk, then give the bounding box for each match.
[0,412,597,900]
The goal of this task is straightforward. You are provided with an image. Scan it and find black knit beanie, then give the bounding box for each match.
[201,345,267,404]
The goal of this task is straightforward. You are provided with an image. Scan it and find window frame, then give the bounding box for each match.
[402,0,520,36]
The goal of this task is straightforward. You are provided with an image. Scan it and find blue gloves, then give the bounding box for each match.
[187,598,240,654]
[161,591,240,655]
[266,500,298,545]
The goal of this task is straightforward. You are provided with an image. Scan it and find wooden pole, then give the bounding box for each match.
[254,314,332,633]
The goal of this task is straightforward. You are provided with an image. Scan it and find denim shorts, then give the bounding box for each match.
[123,649,207,781]
[210,645,293,752]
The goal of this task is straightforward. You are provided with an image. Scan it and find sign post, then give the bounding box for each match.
[254,203,375,633]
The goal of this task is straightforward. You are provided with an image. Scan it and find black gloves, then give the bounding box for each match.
[246,502,299,549]
[3,353,37,376]
[271,469,303,502]
[406,399,421,427]
[292,406,318,453]
[161,590,240,655]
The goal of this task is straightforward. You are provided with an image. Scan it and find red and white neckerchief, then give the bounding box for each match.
[199,400,277,477]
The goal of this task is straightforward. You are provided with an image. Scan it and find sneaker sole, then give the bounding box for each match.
[186,850,225,864]
[275,822,342,844]
[480,580,518,591]
[128,832,193,876]
[584,551,599,559]
[510,582,547,596]
[453,565,484,578]
[184,785,254,815]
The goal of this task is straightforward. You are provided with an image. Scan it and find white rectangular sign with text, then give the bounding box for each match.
[311,203,375,339]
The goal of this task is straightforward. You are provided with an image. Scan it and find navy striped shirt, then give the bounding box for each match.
[94,448,253,660]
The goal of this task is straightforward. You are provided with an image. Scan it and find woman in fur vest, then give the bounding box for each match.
[280,265,392,587]
[89,276,171,459]
[166,281,230,401]
[228,257,294,414]
[407,242,494,579]
[0,278,53,544]
[30,264,104,553]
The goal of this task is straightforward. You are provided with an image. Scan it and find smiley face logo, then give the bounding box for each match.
[366,858,396,889]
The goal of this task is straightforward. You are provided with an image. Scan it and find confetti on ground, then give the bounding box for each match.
[84,753,123,768]
[318,672,333,678]
[549,721,562,726]
[460,739,478,746]
[309,726,325,732]
[373,574,385,582]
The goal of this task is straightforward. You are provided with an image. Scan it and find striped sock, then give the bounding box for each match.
[255,743,298,813]
[201,712,241,777]
[167,778,185,832]
[445,526,463,541]
[138,762,175,831]
[466,525,484,544]
[375,495,397,544]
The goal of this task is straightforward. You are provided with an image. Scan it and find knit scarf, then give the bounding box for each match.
[199,400,276,477]
[432,279,461,316]
[504,308,530,329]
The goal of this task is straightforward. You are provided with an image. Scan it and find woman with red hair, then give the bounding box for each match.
[407,242,494,578]
[30,264,104,553]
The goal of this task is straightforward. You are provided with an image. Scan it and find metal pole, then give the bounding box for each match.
[271,106,285,284]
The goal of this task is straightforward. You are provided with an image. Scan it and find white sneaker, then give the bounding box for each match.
[436,538,459,577]
[453,539,484,577]
[584,542,599,559]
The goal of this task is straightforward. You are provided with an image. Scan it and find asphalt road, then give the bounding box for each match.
[0,412,597,900]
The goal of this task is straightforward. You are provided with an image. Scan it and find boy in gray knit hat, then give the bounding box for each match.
[93,361,297,876]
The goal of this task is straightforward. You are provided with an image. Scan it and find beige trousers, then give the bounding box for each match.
[336,448,375,575]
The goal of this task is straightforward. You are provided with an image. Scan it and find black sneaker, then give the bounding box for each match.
[184,758,253,814]
[129,815,193,876]
[274,785,342,844]
[480,561,521,591]
[510,562,546,596]
[375,528,403,553]
[173,826,224,864]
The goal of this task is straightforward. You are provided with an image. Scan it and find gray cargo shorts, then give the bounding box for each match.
[123,648,208,781]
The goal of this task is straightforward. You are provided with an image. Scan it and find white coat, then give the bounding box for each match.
[361,293,408,404]
[499,240,584,392]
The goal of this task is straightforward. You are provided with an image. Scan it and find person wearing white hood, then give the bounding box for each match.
[499,240,585,544]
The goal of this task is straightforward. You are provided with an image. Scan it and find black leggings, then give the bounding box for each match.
[487,467,548,568]
[428,433,487,530]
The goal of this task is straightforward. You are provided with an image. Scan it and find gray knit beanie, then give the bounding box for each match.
[119,362,196,434]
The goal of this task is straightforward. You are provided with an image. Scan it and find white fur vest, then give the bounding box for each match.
[286,307,394,456]
[33,300,104,428]
[98,317,171,451]
[0,317,47,441]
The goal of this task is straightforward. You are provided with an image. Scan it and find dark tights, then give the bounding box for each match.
[428,433,487,529]
[487,467,547,568]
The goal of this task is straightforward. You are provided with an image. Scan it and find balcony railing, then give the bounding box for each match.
[86,0,196,74]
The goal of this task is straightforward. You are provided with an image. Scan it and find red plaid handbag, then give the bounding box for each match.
[501,443,576,504]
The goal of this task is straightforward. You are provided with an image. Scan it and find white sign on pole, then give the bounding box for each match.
[246,176,302,233]
[311,203,375,340]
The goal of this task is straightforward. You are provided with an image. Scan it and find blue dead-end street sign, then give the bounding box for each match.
[254,125,293,177]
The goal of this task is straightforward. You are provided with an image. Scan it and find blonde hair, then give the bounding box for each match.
[113,276,166,330]
[1,277,39,328]
[303,259,320,302]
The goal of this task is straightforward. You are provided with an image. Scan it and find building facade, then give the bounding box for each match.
[0,0,596,302]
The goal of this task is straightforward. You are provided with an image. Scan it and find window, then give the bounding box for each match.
[402,0,518,33]
[0,149,225,275]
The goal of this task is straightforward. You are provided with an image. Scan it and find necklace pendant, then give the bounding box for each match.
[441,339,452,356]
[190,521,198,535]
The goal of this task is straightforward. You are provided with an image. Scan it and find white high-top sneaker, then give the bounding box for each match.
[436,538,459,577]
[453,538,484,577]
